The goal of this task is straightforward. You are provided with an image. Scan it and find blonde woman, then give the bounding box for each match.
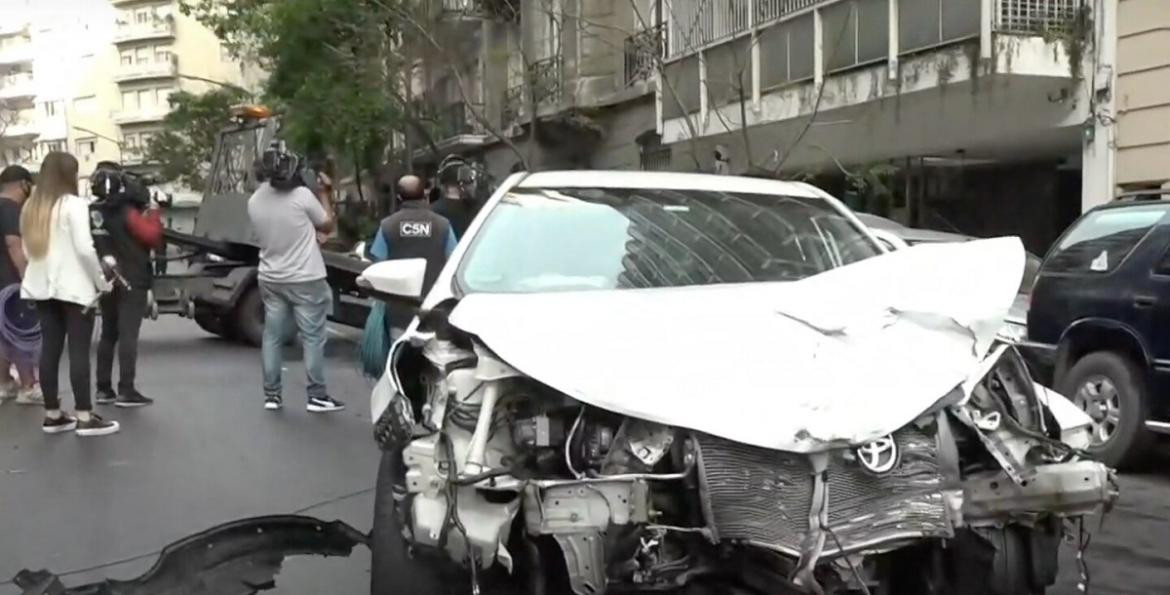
[20,152,117,436]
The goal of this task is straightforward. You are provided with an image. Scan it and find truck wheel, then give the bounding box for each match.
[235,286,296,348]
[236,287,265,347]
[194,308,228,339]
[1059,351,1153,468]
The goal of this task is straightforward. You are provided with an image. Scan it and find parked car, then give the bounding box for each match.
[360,172,1114,595]
[856,213,1039,343]
[1026,195,1170,467]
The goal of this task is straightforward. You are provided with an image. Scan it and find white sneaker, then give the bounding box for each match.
[15,385,43,406]
[0,379,17,401]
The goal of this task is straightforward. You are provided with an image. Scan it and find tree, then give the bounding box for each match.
[181,0,408,175]
[143,87,248,189]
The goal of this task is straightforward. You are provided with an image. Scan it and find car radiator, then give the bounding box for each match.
[694,428,952,556]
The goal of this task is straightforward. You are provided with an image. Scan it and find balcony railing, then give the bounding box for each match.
[113,56,179,83]
[997,0,1081,34]
[625,23,666,86]
[113,107,171,125]
[503,55,563,126]
[113,16,176,43]
[0,74,35,100]
[0,40,33,66]
[439,0,519,21]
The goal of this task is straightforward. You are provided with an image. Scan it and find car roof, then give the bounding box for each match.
[1088,195,1170,213]
[515,170,822,198]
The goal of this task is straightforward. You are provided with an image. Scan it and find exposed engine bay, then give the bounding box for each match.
[375,329,1117,595]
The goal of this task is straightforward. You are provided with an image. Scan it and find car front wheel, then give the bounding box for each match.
[371,449,453,595]
[1060,351,1153,468]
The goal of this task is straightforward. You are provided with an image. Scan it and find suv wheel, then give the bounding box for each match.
[1060,351,1153,468]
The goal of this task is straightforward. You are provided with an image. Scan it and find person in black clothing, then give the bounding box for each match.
[367,175,457,335]
[0,165,41,405]
[430,162,480,240]
[90,161,163,407]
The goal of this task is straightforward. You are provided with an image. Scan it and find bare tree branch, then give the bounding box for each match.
[376,0,530,170]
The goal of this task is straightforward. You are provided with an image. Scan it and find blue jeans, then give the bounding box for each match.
[259,279,331,400]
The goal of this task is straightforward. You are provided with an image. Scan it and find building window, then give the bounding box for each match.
[76,138,97,162]
[43,101,62,117]
[122,90,137,110]
[637,131,671,171]
[73,95,96,115]
[120,51,133,66]
[135,9,151,24]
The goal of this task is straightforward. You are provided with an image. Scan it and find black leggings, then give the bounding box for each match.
[36,299,95,411]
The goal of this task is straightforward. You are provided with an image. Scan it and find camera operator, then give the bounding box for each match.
[431,161,481,240]
[90,161,162,408]
[247,140,344,414]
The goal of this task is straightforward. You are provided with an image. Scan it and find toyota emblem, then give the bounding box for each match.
[855,435,899,474]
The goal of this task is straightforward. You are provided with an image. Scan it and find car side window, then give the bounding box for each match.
[1153,240,1170,276]
[1044,205,1170,274]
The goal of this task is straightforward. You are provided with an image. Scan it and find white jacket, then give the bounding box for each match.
[21,194,110,306]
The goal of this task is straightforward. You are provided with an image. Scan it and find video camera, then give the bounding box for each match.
[256,140,320,193]
[91,162,153,208]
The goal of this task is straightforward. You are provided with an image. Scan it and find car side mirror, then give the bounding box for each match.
[357,258,426,307]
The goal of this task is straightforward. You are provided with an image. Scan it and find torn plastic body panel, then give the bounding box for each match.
[13,515,365,595]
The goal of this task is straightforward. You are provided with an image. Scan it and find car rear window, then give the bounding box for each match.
[1044,204,1170,274]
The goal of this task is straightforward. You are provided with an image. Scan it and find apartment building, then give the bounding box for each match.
[0,0,259,199]
[416,0,1152,252]
[1114,0,1170,191]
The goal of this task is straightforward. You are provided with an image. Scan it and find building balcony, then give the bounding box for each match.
[0,74,35,102]
[437,0,519,22]
[113,16,176,44]
[1,120,39,140]
[502,55,563,128]
[113,56,179,83]
[413,102,489,160]
[659,0,1089,171]
[0,41,33,66]
[113,107,170,125]
[0,23,28,38]
[624,23,665,87]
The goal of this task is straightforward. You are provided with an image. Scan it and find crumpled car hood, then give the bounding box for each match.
[448,237,1024,453]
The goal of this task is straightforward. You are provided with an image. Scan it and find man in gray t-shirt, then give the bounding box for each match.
[246,143,345,414]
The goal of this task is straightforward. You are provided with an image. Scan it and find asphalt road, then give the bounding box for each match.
[0,317,378,594]
[1,317,1169,594]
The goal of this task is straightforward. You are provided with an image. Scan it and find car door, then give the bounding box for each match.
[1139,225,1170,369]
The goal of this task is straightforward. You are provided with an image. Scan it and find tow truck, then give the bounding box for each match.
[148,105,371,344]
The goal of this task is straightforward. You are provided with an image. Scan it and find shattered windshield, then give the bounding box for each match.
[457,186,881,293]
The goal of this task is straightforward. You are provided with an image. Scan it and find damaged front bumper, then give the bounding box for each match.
[962,460,1119,525]
[13,515,366,595]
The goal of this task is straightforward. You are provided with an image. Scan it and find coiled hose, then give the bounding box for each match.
[0,284,39,366]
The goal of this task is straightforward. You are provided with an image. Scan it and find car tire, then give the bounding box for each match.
[1060,351,1154,469]
[985,526,1042,595]
[371,449,452,595]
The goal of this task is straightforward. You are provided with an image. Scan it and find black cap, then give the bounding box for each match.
[0,165,33,185]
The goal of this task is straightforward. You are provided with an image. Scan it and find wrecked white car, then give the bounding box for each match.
[363,171,1117,595]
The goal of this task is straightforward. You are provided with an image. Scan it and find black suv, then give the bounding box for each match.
[1026,194,1170,467]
